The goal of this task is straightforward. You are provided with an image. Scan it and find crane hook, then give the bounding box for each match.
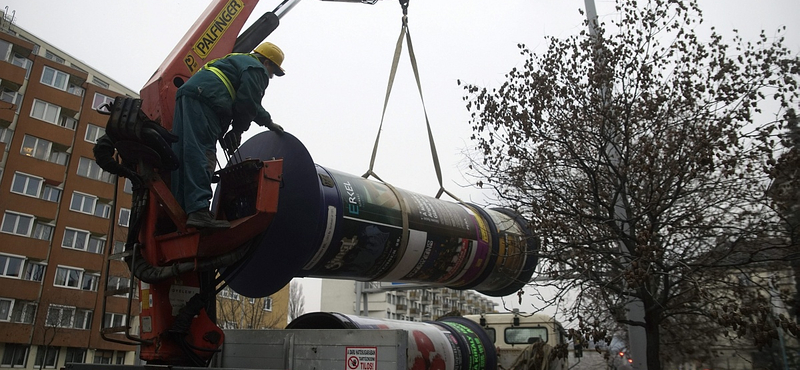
[399,0,409,15]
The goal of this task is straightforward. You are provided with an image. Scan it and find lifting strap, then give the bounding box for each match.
[362,1,462,202]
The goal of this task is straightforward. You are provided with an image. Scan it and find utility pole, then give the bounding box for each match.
[583,1,647,369]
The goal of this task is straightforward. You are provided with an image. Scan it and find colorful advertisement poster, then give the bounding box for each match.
[304,170,404,279]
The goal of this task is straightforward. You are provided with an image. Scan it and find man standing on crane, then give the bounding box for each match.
[171,41,286,229]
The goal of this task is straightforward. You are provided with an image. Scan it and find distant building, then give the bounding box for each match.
[216,284,290,330]
[318,279,498,321]
[0,9,139,368]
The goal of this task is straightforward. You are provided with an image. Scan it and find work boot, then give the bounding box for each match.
[186,211,230,229]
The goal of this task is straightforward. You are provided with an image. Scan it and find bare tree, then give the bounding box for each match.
[460,0,800,369]
[216,287,284,330]
[288,281,305,322]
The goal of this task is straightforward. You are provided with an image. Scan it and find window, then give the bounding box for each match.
[40,66,68,90]
[20,134,50,159]
[1,343,29,367]
[483,327,496,344]
[10,172,42,197]
[85,124,105,143]
[111,241,126,257]
[107,276,131,297]
[44,50,65,64]
[44,306,91,329]
[504,327,548,345]
[0,127,13,144]
[59,115,77,130]
[0,298,13,321]
[73,308,93,329]
[70,192,97,215]
[116,352,126,365]
[0,39,10,61]
[33,222,54,241]
[23,262,45,282]
[94,200,111,218]
[34,346,58,369]
[87,236,105,255]
[46,305,74,327]
[67,84,84,97]
[91,92,113,112]
[81,273,100,292]
[64,348,86,364]
[263,297,273,311]
[221,321,237,330]
[11,54,33,79]
[1,211,33,237]
[30,99,61,124]
[123,179,133,194]
[77,157,113,183]
[220,287,239,300]
[48,148,69,165]
[0,254,24,279]
[119,208,131,227]
[11,301,36,324]
[41,186,61,202]
[20,135,69,165]
[0,86,22,113]
[92,77,110,89]
[93,350,113,364]
[104,312,126,328]
[53,266,82,289]
[62,228,89,251]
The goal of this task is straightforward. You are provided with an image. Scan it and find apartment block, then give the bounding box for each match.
[319,279,498,321]
[0,12,139,369]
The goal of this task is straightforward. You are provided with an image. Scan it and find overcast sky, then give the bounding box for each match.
[5,0,799,314]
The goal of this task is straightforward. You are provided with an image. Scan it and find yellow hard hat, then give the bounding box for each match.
[254,42,285,76]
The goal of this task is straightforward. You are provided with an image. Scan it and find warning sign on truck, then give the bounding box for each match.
[346,346,377,370]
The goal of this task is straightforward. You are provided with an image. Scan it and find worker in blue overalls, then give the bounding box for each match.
[171,42,285,229]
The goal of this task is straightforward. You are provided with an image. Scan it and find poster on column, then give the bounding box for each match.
[305,170,405,280]
[389,189,491,285]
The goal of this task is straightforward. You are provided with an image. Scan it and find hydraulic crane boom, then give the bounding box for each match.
[95,0,382,366]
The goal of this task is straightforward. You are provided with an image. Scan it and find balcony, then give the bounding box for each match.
[408,291,419,300]
[409,308,418,315]
[396,304,407,311]
[0,103,14,124]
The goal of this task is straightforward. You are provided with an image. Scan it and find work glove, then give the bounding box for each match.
[256,116,284,134]
[265,121,284,134]
[221,130,242,156]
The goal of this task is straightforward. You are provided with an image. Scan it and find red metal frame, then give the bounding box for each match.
[131,0,284,365]
[136,159,282,364]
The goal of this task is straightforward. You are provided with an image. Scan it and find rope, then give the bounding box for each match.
[362,0,462,203]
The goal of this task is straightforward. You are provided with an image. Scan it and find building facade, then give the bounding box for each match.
[216,284,290,330]
[319,279,498,321]
[0,11,140,368]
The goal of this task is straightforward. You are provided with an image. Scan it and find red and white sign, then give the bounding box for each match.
[346,346,377,370]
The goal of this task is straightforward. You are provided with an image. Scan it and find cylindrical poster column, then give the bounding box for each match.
[218,132,538,298]
[286,312,497,370]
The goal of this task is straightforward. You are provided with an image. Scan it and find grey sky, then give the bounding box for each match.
[4,0,799,312]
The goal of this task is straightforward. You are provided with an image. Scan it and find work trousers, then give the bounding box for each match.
[171,96,224,215]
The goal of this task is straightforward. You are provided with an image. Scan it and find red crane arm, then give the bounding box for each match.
[139,0,263,130]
